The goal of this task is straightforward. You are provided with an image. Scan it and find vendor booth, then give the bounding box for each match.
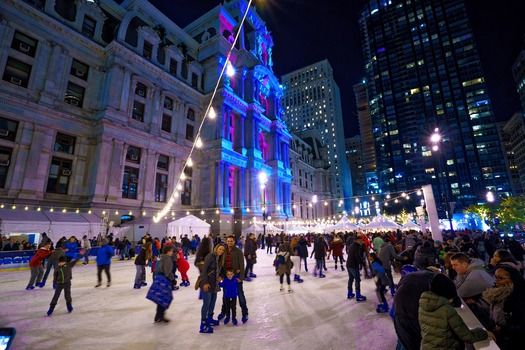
[167,215,210,239]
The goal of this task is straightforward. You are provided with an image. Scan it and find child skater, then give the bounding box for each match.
[369,252,389,313]
[218,269,239,325]
[47,249,85,316]
[176,248,190,287]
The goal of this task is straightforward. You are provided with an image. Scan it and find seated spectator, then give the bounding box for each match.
[507,239,525,270]
[2,237,19,251]
[488,249,523,275]
[419,273,494,349]
[483,265,525,350]
[413,240,436,270]
[451,252,494,327]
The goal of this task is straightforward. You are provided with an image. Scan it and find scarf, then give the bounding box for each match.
[482,284,514,326]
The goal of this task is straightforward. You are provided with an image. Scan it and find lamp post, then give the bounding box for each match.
[259,172,268,236]
[431,128,454,233]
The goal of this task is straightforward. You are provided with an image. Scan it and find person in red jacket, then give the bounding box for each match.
[176,249,191,286]
[330,235,345,271]
[27,242,53,290]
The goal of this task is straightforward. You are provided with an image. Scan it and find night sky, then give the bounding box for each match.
[148,0,525,138]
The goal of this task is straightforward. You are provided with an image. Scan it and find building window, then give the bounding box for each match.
[181,60,188,79]
[135,82,147,97]
[155,173,168,202]
[0,147,12,188]
[181,179,191,205]
[11,31,38,58]
[46,157,72,194]
[64,82,85,107]
[169,59,178,76]
[3,57,32,88]
[54,133,76,155]
[143,41,152,61]
[70,59,89,81]
[191,73,198,89]
[0,117,19,142]
[157,155,169,170]
[164,97,173,110]
[132,101,145,122]
[122,166,139,199]
[161,114,172,132]
[185,124,194,141]
[126,146,141,163]
[187,109,195,121]
[81,16,96,38]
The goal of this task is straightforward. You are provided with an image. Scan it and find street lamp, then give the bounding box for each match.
[259,171,268,235]
[431,128,454,233]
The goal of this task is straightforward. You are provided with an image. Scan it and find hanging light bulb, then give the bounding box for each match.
[177,183,183,190]
[181,173,186,180]
[142,211,146,216]
[62,208,66,212]
[24,206,28,210]
[187,158,193,167]
[186,211,190,215]
[76,209,79,213]
[50,208,54,212]
[115,211,119,215]
[174,191,179,197]
[200,210,205,215]
[386,194,391,199]
[371,196,375,201]
[216,209,220,214]
[196,137,203,148]
[0,204,3,208]
[171,211,175,216]
[11,205,16,209]
[128,211,132,215]
[88,210,92,214]
[246,207,250,212]
[208,107,216,119]
[384,202,389,206]
[102,210,106,215]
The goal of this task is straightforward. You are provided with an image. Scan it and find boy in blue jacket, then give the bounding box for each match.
[95,238,114,288]
[219,269,239,325]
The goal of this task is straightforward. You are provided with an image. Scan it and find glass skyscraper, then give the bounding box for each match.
[359,0,511,209]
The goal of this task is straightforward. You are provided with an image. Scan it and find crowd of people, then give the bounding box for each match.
[5,226,525,348]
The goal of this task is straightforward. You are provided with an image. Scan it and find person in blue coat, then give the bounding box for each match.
[218,269,239,325]
[95,238,114,288]
[64,236,80,262]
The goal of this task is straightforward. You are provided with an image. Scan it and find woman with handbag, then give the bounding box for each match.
[147,244,176,323]
[199,243,225,334]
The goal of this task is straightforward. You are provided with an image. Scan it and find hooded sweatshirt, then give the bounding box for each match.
[419,291,487,349]
[454,258,494,298]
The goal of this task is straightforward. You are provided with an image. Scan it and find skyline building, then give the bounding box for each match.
[281,60,353,210]
[358,0,511,210]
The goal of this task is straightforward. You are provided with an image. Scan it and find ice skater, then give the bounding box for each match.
[369,253,389,313]
[95,238,114,288]
[147,244,176,323]
[134,242,152,289]
[276,236,295,292]
[176,248,190,287]
[47,250,85,316]
[26,242,53,290]
[218,269,239,325]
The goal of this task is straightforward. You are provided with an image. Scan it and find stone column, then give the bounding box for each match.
[223,162,230,208]
[239,168,246,209]
[216,161,224,207]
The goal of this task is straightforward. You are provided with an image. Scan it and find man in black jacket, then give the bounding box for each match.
[244,233,257,281]
[346,236,367,301]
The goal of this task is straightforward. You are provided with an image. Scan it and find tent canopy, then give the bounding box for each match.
[0,209,104,242]
[324,215,359,232]
[242,224,264,234]
[167,215,210,238]
[362,215,400,230]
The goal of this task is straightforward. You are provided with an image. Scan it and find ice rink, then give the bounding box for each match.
[0,248,398,350]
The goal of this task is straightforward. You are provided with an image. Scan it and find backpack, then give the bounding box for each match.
[276,252,288,268]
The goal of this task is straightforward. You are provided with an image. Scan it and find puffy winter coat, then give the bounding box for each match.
[330,238,344,257]
[96,244,114,265]
[419,291,488,349]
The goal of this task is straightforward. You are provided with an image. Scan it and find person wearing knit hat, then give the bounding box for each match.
[95,237,114,288]
[419,274,495,349]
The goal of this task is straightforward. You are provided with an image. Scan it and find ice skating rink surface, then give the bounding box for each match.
[0,249,398,350]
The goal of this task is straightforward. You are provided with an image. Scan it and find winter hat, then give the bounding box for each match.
[102,238,109,245]
[429,273,457,300]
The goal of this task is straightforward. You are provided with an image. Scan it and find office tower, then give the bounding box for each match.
[359,0,511,210]
[281,60,353,209]
[501,115,525,195]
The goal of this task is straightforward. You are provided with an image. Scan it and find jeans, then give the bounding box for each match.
[134,265,146,285]
[182,246,189,259]
[41,261,55,285]
[120,247,129,260]
[201,292,218,321]
[244,258,254,277]
[347,267,361,294]
[97,264,111,283]
[300,257,308,271]
[28,265,44,287]
[50,283,72,307]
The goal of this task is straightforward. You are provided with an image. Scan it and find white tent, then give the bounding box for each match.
[263,222,284,233]
[120,216,172,242]
[242,224,264,234]
[167,215,210,239]
[362,216,400,230]
[324,215,359,232]
[0,209,104,243]
[401,221,423,231]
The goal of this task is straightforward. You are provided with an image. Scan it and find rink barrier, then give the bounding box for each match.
[0,247,135,272]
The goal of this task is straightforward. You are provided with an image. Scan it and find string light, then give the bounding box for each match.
[208,107,216,119]
[24,206,28,210]
[195,137,203,148]
[62,208,66,212]
[187,158,193,167]
[50,208,54,212]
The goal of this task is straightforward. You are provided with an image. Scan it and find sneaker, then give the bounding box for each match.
[242,316,248,324]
